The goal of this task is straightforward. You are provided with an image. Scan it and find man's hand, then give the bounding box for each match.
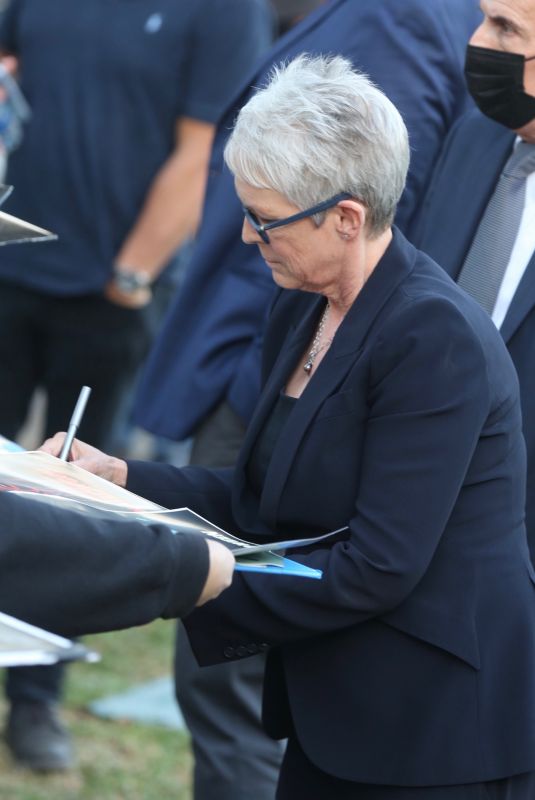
[196,540,235,606]
[40,433,128,486]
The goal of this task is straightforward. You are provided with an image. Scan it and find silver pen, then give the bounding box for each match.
[59,386,92,461]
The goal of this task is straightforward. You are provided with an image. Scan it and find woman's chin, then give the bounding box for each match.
[268,265,296,289]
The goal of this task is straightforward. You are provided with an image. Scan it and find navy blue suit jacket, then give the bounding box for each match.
[133,0,481,440]
[411,110,535,556]
[128,230,535,786]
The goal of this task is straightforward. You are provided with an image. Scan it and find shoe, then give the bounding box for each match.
[5,701,75,771]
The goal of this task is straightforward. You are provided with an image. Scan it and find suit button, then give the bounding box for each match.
[259,643,270,652]
[223,646,235,659]
[246,644,259,655]
[235,645,248,657]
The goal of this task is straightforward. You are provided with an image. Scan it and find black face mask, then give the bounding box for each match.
[465,44,535,129]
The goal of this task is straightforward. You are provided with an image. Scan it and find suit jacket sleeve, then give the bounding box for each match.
[126,460,237,533]
[186,296,492,664]
[0,490,209,637]
[408,112,472,247]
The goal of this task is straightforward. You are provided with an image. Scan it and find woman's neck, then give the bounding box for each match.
[326,228,392,315]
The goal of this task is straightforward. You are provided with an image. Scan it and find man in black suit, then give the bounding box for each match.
[410,1,535,555]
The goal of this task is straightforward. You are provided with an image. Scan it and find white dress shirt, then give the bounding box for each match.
[492,138,535,330]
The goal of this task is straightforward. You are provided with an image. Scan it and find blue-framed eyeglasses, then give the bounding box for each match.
[242,192,352,244]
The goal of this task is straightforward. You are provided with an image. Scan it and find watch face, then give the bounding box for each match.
[113,269,151,292]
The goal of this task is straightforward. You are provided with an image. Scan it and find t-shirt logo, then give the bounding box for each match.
[145,13,163,34]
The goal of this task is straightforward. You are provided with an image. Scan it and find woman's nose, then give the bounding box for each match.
[242,215,263,245]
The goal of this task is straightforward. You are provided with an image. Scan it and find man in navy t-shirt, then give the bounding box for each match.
[0,0,272,774]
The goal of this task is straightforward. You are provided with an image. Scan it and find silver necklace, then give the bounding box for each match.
[304,302,330,375]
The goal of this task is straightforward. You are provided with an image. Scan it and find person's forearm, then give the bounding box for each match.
[114,120,215,279]
[126,460,236,532]
[0,491,211,637]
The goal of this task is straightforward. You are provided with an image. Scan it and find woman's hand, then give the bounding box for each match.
[41,436,234,602]
[39,433,128,487]
[196,540,235,606]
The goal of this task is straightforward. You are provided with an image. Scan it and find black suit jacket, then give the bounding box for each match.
[411,109,535,556]
[128,230,535,786]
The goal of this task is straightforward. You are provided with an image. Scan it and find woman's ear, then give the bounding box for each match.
[335,200,366,241]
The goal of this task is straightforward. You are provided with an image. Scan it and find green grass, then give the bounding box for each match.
[0,620,193,799]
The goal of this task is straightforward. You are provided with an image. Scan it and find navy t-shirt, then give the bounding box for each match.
[0,0,272,294]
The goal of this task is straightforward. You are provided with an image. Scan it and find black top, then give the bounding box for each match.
[247,391,296,495]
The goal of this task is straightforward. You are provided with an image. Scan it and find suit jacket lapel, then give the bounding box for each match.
[500,253,535,342]
[236,230,416,531]
[439,129,513,281]
[232,299,320,535]
[431,120,535,343]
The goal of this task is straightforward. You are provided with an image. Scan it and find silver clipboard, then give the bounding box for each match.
[0,183,56,245]
[0,611,99,667]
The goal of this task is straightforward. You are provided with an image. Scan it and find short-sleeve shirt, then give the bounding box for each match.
[0,0,272,294]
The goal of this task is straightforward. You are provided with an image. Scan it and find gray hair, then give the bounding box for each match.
[224,55,410,236]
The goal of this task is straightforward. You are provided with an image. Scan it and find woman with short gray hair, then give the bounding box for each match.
[225,55,409,237]
[47,55,535,798]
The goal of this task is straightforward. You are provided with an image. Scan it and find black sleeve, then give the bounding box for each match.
[0,0,20,53]
[126,460,237,533]
[0,491,209,637]
[182,0,273,122]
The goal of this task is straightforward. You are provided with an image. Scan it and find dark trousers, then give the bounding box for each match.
[0,280,151,705]
[175,401,284,800]
[277,734,535,800]
[0,281,151,448]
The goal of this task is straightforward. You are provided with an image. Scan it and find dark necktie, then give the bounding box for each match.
[457,140,535,314]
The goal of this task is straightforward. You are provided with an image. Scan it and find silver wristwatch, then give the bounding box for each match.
[112,267,152,294]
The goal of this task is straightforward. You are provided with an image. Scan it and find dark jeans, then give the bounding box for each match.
[0,280,152,705]
[277,734,535,800]
[5,664,66,705]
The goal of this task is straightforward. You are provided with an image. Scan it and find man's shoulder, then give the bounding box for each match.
[423,110,515,201]
[409,110,515,243]
[423,110,517,191]
[446,109,513,148]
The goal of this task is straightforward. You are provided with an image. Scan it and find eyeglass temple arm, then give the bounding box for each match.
[263,192,353,232]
